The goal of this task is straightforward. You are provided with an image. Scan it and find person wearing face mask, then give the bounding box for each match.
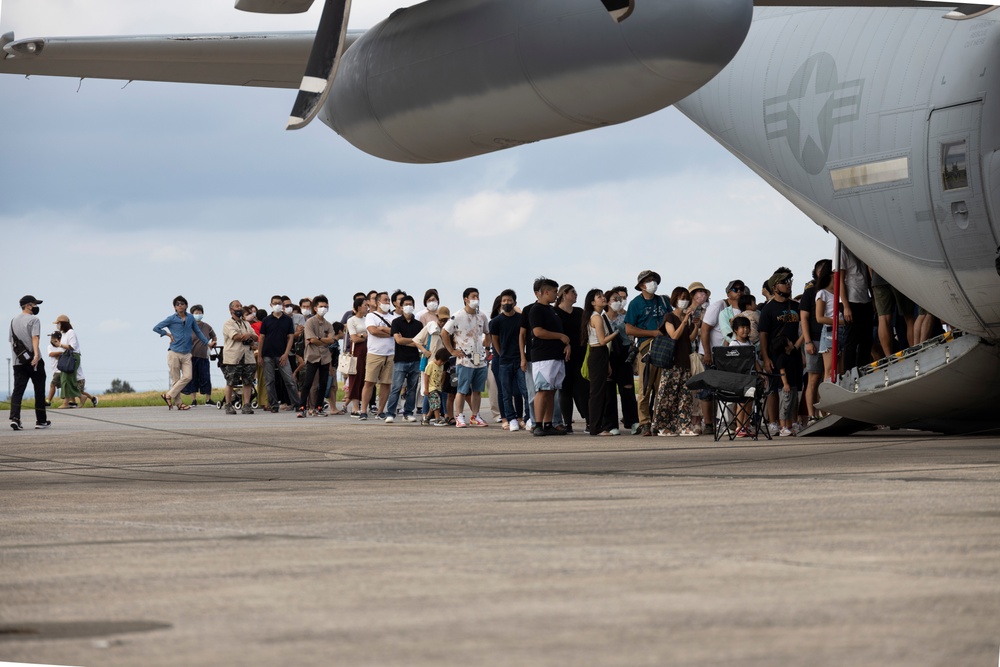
[153,295,210,411]
[297,295,335,417]
[490,289,527,432]
[554,284,589,434]
[701,280,746,367]
[624,270,673,437]
[9,295,48,430]
[181,304,217,407]
[442,287,491,428]
[344,296,371,417]
[759,268,803,435]
[605,288,638,433]
[361,291,397,421]
[413,306,451,424]
[384,295,424,422]
[258,294,301,413]
[221,300,258,415]
[416,289,441,326]
[650,287,699,437]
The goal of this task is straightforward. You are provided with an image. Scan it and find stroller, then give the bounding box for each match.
[211,346,260,411]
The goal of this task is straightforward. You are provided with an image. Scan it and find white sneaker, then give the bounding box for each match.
[384,415,395,424]
[509,419,520,432]
[403,415,418,422]
[779,427,794,437]
[609,428,620,435]
[524,419,534,431]
[494,415,503,423]
[455,415,468,428]
[768,422,781,436]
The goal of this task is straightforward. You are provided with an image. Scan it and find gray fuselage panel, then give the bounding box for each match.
[677,7,1000,336]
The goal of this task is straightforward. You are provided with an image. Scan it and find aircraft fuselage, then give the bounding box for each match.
[677,7,1000,338]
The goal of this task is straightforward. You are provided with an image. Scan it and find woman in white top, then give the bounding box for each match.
[582,289,620,436]
[53,315,98,408]
[344,297,370,417]
[814,265,842,382]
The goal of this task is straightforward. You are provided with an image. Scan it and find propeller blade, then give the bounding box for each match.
[286,0,352,131]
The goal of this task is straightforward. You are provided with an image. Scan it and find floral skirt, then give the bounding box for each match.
[651,366,693,434]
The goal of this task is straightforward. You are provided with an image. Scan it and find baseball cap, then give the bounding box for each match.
[19,295,43,307]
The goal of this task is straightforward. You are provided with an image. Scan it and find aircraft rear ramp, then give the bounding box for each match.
[807,332,1000,435]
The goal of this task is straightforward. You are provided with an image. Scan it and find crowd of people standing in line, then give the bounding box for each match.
[9,248,940,434]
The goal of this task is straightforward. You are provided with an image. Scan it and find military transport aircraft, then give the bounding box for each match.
[3,0,1000,433]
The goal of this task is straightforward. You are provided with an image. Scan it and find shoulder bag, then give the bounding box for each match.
[57,348,78,373]
[647,335,676,369]
[10,322,33,364]
[338,342,358,376]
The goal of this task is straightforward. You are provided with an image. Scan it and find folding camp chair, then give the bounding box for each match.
[686,346,771,442]
[712,346,772,441]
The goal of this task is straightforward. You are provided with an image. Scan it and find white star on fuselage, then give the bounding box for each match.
[785,64,835,160]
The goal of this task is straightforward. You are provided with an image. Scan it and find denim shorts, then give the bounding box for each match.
[455,364,488,395]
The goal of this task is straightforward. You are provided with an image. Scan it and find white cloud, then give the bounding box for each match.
[97,318,131,333]
[149,245,194,263]
[450,191,536,238]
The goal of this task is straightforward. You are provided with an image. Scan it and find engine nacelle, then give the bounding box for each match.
[322,0,753,163]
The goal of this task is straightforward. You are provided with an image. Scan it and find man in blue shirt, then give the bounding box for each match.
[624,269,673,436]
[153,295,210,410]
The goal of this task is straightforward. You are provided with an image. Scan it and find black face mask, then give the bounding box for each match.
[233,309,244,318]
[502,303,514,313]
[31,306,39,315]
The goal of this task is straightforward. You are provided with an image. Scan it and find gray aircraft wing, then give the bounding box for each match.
[0,30,363,88]
[755,0,1000,18]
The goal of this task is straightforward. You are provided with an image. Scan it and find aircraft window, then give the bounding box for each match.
[830,157,910,192]
[942,141,969,190]
[601,0,634,22]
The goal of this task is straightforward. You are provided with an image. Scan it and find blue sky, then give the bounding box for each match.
[0,0,832,394]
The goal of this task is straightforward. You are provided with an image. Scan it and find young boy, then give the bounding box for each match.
[728,316,760,437]
[737,293,760,345]
[45,331,62,406]
[426,347,449,425]
[770,334,803,437]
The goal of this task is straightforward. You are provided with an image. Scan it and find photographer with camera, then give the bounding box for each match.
[222,299,258,415]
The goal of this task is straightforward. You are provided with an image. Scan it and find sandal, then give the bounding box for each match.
[161,394,173,410]
[176,403,191,411]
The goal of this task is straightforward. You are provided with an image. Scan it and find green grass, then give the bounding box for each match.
[1,387,352,410]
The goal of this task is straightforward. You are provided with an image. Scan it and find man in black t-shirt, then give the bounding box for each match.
[258,295,300,412]
[490,289,528,430]
[527,277,570,437]
[759,269,802,431]
[385,295,424,421]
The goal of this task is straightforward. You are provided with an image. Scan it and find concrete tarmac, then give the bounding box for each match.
[1,406,998,666]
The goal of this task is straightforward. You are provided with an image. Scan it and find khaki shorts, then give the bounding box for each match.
[365,353,394,384]
[873,284,915,318]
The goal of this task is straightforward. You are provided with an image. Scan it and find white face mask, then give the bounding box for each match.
[193,313,204,322]
[426,301,439,312]
[316,306,328,317]
[403,305,415,316]
[379,303,392,313]
[677,300,690,310]
[302,308,313,317]
[645,281,658,295]
[272,304,283,315]
[468,299,480,310]
[609,301,624,312]
[284,306,293,315]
